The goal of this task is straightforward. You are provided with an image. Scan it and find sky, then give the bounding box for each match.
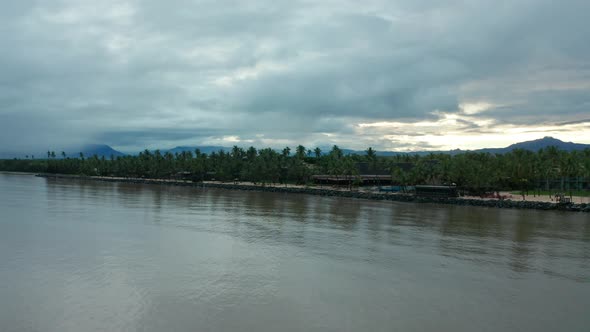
[1,0,590,153]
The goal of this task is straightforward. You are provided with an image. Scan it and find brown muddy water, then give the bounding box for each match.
[1,173,589,332]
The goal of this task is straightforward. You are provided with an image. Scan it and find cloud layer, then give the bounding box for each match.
[1,0,589,152]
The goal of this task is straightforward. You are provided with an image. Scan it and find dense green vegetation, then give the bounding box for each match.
[1,146,589,196]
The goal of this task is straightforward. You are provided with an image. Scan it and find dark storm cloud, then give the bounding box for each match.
[1,0,589,152]
[95,128,223,148]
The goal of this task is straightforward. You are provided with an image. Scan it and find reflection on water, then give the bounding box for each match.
[1,173,589,332]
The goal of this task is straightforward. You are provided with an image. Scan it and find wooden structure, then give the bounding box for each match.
[554,193,572,204]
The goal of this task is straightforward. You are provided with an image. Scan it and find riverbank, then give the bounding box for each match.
[34,173,590,212]
[0,171,41,175]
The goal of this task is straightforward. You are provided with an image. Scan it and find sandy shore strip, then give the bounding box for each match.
[460,192,590,204]
[31,173,590,213]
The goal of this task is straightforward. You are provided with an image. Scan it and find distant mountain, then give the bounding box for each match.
[1,137,588,160]
[58,138,590,158]
[0,144,126,159]
[474,137,590,154]
[488,136,588,153]
[342,137,590,156]
[74,144,126,158]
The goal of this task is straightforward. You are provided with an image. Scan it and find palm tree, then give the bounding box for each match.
[561,152,577,199]
[330,145,343,159]
[365,147,377,172]
[314,147,322,158]
[282,147,291,157]
[231,146,243,159]
[246,146,257,161]
[365,147,376,160]
[542,146,560,193]
[296,145,306,159]
[341,157,359,190]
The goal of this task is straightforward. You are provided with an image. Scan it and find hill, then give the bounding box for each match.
[1,137,588,160]
[477,136,590,153]
[73,144,126,158]
[0,144,126,159]
[339,137,590,156]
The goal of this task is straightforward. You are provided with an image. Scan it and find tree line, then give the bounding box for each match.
[1,145,589,195]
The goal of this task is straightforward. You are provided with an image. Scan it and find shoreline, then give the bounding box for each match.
[0,171,41,175]
[32,173,590,213]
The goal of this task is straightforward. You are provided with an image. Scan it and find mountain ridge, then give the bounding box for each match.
[163,137,590,157]
[1,137,588,159]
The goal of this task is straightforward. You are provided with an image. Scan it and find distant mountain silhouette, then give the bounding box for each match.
[74,144,126,158]
[1,137,588,160]
[356,136,590,156]
[0,144,126,159]
[476,136,590,153]
[67,137,590,158]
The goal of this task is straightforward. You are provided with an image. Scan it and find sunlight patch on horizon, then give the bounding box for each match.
[357,113,590,151]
